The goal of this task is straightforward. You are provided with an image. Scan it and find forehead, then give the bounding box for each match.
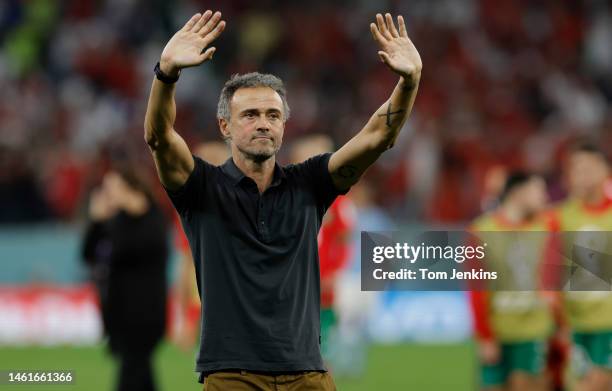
[230,86,283,112]
[570,152,606,168]
[515,177,540,191]
[526,177,545,188]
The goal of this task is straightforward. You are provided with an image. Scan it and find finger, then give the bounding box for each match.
[376,13,393,40]
[398,15,408,38]
[193,10,213,33]
[198,10,222,36]
[370,23,386,44]
[182,13,201,32]
[378,50,391,64]
[203,20,225,44]
[201,47,216,61]
[385,13,399,38]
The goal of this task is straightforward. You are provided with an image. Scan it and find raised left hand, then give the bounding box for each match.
[370,13,422,81]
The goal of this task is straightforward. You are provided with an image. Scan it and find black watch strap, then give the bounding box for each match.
[154,62,180,84]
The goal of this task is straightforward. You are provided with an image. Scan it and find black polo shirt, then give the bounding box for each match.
[164,152,347,374]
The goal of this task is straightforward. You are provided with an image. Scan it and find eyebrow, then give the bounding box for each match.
[241,108,282,115]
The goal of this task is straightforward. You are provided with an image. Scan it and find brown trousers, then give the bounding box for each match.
[202,370,336,391]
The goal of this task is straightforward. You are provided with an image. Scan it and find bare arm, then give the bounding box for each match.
[329,13,422,190]
[144,10,225,190]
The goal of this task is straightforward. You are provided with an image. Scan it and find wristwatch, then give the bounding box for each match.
[154,62,180,84]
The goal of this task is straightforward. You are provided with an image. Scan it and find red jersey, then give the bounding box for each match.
[317,196,356,307]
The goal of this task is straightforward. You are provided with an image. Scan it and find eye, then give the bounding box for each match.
[268,112,281,120]
[245,112,255,119]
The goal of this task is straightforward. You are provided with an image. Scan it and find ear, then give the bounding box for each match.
[218,118,231,141]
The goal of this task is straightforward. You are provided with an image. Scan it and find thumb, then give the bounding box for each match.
[201,47,216,61]
[378,51,391,64]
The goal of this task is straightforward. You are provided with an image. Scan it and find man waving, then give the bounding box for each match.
[144,10,421,390]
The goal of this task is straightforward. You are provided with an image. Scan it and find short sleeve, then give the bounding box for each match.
[163,155,208,218]
[299,153,350,211]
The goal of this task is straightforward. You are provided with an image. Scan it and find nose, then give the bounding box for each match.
[255,114,271,132]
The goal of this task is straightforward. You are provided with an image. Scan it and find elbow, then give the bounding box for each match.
[143,117,170,150]
[144,131,156,149]
[143,121,156,148]
[144,119,164,150]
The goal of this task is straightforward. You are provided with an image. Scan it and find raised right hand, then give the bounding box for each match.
[160,10,226,77]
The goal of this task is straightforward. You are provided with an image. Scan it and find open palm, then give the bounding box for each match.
[370,13,422,80]
[161,10,226,73]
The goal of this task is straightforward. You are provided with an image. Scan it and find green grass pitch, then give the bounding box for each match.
[0,342,476,390]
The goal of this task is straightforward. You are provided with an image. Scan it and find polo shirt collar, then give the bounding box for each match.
[221,157,286,187]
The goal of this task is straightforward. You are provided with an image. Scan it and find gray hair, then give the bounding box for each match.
[216,72,291,122]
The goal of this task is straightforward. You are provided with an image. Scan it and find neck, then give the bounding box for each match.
[233,152,276,193]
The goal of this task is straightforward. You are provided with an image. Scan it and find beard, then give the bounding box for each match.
[236,138,281,163]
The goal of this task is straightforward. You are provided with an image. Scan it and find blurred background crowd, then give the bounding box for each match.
[2,0,612,224]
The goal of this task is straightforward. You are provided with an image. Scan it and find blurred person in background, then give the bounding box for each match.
[144,8,421,390]
[290,135,357,366]
[480,165,509,213]
[554,142,612,391]
[172,141,230,352]
[470,172,556,391]
[82,165,169,391]
[334,176,392,377]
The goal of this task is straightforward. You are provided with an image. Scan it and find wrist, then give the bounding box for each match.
[400,71,421,88]
[159,58,180,79]
[155,60,181,84]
